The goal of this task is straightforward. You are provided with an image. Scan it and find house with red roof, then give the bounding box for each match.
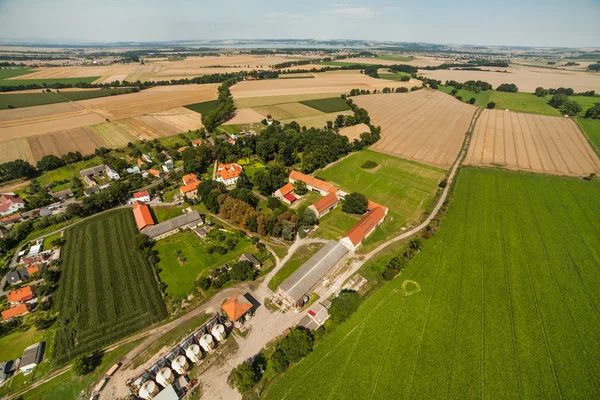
[133,190,151,203]
[288,170,339,197]
[0,194,25,216]
[148,169,162,178]
[308,193,339,218]
[221,292,254,326]
[341,205,388,250]
[216,163,243,186]
[132,201,155,231]
[6,286,34,305]
[178,146,189,153]
[191,139,203,147]
[180,174,201,199]
[273,183,297,205]
[2,304,29,321]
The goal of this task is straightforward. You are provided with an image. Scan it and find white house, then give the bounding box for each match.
[216,163,243,186]
[162,159,174,172]
[142,154,153,163]
[133,190,151,203]
[19,342,44,374]
[0,194,25,216]
[105,166,120,180]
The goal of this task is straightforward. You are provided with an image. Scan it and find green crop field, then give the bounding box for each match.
[59,87,136,101]
[378,72,411,82]
[317,150,444,252]
[268,242,325,291]
[155,230,255,298]
[300,97,350,113]
[265,167,600,400]
[489,91,561,116]
[437,85,491,106]
[577,117,600,154]
[0,68,36,79]
[0,76,99,87]
[53,210,167,365]
[0,92,67,109]
[185,99,220,114]
[570,95,600,111]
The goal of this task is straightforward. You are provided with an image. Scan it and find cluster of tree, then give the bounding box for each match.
[445,80,492,92]
[548,94,582,115]
[196,260,258,292]
[279,63,416,77]
[227,328,314,394]
[389,64,418,75]
[0,159,37,183]
[382,238,422,280]
[202,79,238,132]
[496,83,518,92]
[64,181,131,218]
[72,353,101,376]
[363,65,379,79]
[421,59,509,70]
[36,151,84,172]
[487,102,496,109]
[133,233,160,265]
[341,192,368,214]
[0,316,23,338]
[0,219,34,257]
[382,86,409,93]
[329,290,361,323]
[588,62,600,71]
[584,103,600,119]
[271,59,314,69]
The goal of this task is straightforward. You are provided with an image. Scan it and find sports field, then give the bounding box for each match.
[318,150,444,252]
[265,167,600,399]
[53,210,167,365]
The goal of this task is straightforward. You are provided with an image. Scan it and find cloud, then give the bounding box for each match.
[384,6,401,11]
[264,12,304,18]
[322,6,380,18]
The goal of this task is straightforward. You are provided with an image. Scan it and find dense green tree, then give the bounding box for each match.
[496,83,518,92]
[487,102,496,109]
[535,87,549,97]
[270,349,290,373]
[329,290,361,323]
[294,180,308,195]
[72,354,95,376]
[548,94,568,108]
[36,154,65,171]
[230,260,257,281]
[341,192,368,214]
[585,103,600,119]
[278,328,314,363]
[227,362,259,394]
[300,207,318,227]
[235,172,253,190]
[560,100,582,116]
[0,159,36,183]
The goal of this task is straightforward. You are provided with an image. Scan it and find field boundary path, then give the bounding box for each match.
[7,107,483,400]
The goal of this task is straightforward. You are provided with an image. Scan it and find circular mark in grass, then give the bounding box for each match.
[400,280,421,296]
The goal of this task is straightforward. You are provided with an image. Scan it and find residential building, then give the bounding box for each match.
[26,264,40,276]
[341,205,388,250]
[273,183,297,205]
[221,292,253,325]
[191,139,203,147]
[162,159,174,172]
[216,163,243,186]
[19,342,44,374]
[2,303,29,321]
[127,166,141,174]
[133,190,151,203]
[79,165,120,187]
[161,150,172,159]
[148,169,162,178]
[105,166,120,180]
[142,154,153,163]
[182,173,199,186]
[7,286,34,305]
[180,174,201,199]
[132,201,155,231]
[1,213,22,226]
[50,188,73,200]
[142,211,204,240]
[239,253,262,269]
[278,241,349,308]
[289,170,338,197]
[137,158,145,168]
[6,269,26,285]
[308,193,339,218]
[0,194,25,216]
[178,146,189,153]
[0,359,19,383]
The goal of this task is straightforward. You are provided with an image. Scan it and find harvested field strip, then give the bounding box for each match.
[0,138,35,164]
[338,123,370,141]
[234,93,336,109]
[134,115,180,136]
[264,168,600,399]
[91,118,162,148]
[0,112,106,141]
[27,127,108,161]
[224,108,265,125]
[253,102,323,120]
[354,90,476,168]
[53,210,167,365]
[0,101,85,125]
[147,107,203,132]
[280,111,353,129]
[466,109,600,175]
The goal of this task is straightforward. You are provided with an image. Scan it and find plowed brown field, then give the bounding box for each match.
[0,139,35,164]
[27,127,107,161]
[224,108,265,125]
[466,109,600,176]
[339,123,370,141]
[353,89,476,168]
[146,107,203,132]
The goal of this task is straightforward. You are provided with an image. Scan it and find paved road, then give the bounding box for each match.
[8,108,482,400]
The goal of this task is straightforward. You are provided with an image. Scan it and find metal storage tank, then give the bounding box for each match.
[211,324,226,342]
[185,344,202,363]
[155,367,174,388]
[199,334,214,352]
[171,355,189,374]
[139,380,159,399]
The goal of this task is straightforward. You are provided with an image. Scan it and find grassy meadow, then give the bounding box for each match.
[317,150,444,252]
[0,87,138,109]
[576,117,600,154]
[53,210,167,365]
[185,99,220,115]
[438,85,491,106]
[265,167,600,399]
[300,97,350,113]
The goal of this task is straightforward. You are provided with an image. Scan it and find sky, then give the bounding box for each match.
[0,0,599,48]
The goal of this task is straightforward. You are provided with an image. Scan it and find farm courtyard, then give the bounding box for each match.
[265,167,600,399]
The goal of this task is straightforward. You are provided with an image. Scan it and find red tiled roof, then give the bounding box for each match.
[178,146,189,153]
[134,190,149,199]
[0,194,24,205]
[1,213,22,223]
[148,169,161,177]
[221,292,253,322]
[343,206,388,246]
[277,183,294,196]
[289,170,337,194]
[191,139,203,146]
[26,265,39,275]
[132,201,155,230]
[180,180,201,194]
[217,163,243,180]
[310,193,339,213]
[0,202,13,212]
[182,173,199,186]
[2,304,28,321]
[7,286,33,303]
[283,193,297,203]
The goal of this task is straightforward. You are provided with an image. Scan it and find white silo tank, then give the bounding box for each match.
[139,380,159,399]
[171,355,189,374]
[199,334,214,352]
[211,324,226,342]
[185,344,202,363]
[155,367,174,388]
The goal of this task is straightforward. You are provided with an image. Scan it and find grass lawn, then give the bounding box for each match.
[23,338,143,400]
[267,242,325,291]
[438,85,491,106]
[0,327,43,362]
[151,205,184,223]
[489,91,561,116]
[218,123,264,136]
[576,117,600,155]
[312,206,361,241]
[155,230,254,298]
[265,167,600,400]
[378,72,411,82]
[317,150,444,253]
[238,158,265,179]
[300,97,350,113]
[570,95,600,111]
[0,92,67,109]
[185,99,220,115]
[42,232,62,250]
[38,157,103,187]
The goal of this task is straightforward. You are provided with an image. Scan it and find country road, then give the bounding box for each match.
[6,107,482,400]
